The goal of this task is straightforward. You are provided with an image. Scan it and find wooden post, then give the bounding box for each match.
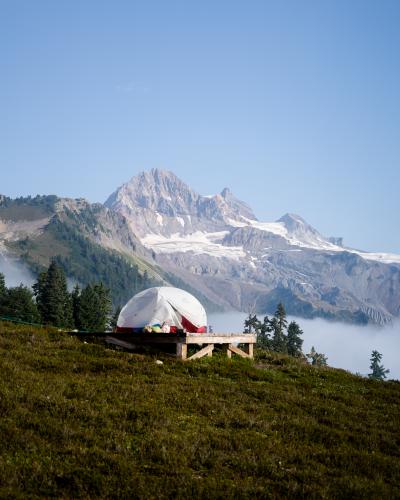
[246,343,254,359]
[176,342,187,360]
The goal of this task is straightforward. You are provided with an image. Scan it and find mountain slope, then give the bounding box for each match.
[105,169,400,324]
[0,195,164,305]
[1,323,399,498]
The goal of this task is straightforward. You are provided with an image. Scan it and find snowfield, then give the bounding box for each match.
[142,231,246,260]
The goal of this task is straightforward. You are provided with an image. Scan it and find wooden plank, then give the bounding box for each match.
[185,335,256,345]
[186,344,214,361]
[228,343,251,359]
[112,334,183,344]
[176,343,187,360]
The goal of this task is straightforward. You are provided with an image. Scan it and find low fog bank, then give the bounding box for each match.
[208,312,400,380]
[0,252,35,288]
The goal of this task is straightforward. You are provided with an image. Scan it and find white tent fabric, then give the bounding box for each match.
[117,287,207,333]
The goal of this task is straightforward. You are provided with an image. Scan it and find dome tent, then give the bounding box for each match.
[116,287,207,333]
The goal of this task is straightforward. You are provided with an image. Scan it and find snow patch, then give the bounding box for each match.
[141,231,245,261]
[351,250,400,265]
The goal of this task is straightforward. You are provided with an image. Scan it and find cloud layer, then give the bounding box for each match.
[208,311,400,380]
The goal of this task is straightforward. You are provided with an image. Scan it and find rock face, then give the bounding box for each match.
[105,169,400,325]
[105,169,257,237]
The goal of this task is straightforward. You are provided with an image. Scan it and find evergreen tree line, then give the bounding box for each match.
[245,303,327,366]
[245,302,391,378]
[244,303,307,358]
[0,261,113,331]
[0,274,40,324]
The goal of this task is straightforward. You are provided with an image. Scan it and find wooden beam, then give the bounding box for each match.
[186,334,256,344]
[186,344,214,361]
[228,343,251,359]
[176,343,187,360]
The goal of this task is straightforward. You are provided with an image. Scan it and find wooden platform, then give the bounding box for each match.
[104,332,256,360]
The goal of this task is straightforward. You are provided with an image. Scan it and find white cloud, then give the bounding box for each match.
[208,311,400,380]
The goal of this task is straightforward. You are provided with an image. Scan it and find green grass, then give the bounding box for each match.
[1,322,399,499]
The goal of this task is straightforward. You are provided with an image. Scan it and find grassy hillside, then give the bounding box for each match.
[1,322,399,498]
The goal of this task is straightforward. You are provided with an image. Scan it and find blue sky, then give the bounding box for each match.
[1,0,399,253]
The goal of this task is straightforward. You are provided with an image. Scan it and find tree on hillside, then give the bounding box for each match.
[286,321,304,357]
[0,273,6,298]
[270,303,288,353]
[0,285,40,323]
[244,313,272,349]
[258,315,273,349]
[71,284,81,329]
[33,261,73,328]
[109,305,122,331]
[368,350,390,380]
[276,303,288,333]
[243,303,306,355]
[307,346,328,366]
[74,283,112,331]
[244,313,260,334]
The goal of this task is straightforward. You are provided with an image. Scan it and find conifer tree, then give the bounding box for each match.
[93,282,112,330]
[33,261,73,328]
[276,303,288,333]
[75,283,112,331]
[0,273,6,298]
[307,346,328,366]
[368,350,390,380]
[33,271,48,320]
[244,313,260,334]
[0,285,40,323]
[110,305,122,331]
[270,303,288,353]
[287,321,304,357]
[71,284,81,330]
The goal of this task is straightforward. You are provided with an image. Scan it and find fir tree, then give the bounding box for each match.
[368,350,390,380]
[71,284,81,329]
[287,321,304,357]
[109,305,122,331]
[75,283,112,331]
[32,271,48,321]
[0,285,40,323]
[307,346,328,366]
[0,273,6,298]
[33,261,73,328]
[258,315,273,349]
[276,303,288,333]
[270,303,288,353]
[93,282,112,331]
[244,313,260,334]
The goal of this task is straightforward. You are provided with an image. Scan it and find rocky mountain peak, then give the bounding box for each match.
[105,169,257,224]
[218,187,257,221]
[105,169,199,217]
[278,213,318,234]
